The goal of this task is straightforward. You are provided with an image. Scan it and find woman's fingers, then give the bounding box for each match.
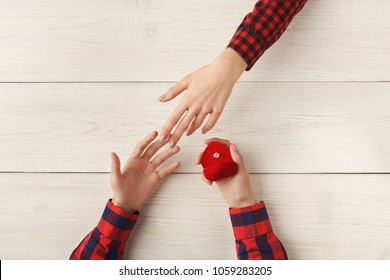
[159,77,192,141]
[159,77,190,102]
[169,110,197,147]
[186,111,209,136]
[201,110,222,134]
[159,104,187,142]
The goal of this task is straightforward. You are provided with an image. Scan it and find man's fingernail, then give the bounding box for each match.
[186,131,191,136]
[157,94,166,101]
[169,141,176,148]
[159,135,166,142]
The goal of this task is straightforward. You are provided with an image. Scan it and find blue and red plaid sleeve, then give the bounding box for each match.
[229,201,287,260]
[70,199,139,260]
[227,0,307,70]
[70,200,285,260]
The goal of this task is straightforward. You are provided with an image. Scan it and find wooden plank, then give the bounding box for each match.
[1,82,390,173]
[0,0,389,81]
[0,173,389,259]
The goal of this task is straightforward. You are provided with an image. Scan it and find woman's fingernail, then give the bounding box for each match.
[159,135,166,142]
[169,141,176,148]
[157,94,166,101]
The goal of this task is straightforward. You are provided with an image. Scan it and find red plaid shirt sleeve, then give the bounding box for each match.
[227,0,307,70]
[229,201,287,260]
[70,200,139,260]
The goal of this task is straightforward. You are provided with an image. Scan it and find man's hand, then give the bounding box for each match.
[110,131,180,212]
[196,138,256,208]
[159,48,247,147]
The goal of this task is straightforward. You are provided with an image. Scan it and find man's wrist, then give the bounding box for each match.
[229,198,257,209]
[229,201,273,240]
[111,197,137,213]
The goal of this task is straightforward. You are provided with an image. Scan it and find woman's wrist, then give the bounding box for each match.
[215,48,247,81]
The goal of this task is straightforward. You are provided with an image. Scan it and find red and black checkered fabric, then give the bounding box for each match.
[229,201,287,260]
[227,0,307,70]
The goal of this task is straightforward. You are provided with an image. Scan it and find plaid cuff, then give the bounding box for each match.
[227,27,267,71]
[96,199,139,242]
[227,0,307,71]
[229,201,273,240]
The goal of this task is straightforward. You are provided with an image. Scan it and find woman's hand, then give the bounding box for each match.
[159,48,247,147]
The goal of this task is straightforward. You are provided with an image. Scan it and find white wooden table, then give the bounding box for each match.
[0,0,389,259]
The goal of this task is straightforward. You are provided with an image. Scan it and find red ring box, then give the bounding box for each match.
[201,142,238,182]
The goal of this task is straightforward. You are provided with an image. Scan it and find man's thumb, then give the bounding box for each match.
[110,152,121,178]
[230,144,243,165]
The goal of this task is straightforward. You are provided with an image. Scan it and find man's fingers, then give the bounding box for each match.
[230,144,244,166]
[159,106,187,142]
[201,110,222,134]
[195,152,203,165]
[130,131,158,158]
[201,173,212,185]
[141,134,171,159]
[157,161,181,179]
[110,152,121,178]
[205,138,231,147]
[151,145,180,168]
[170,111,196,147]
[159,78,189,102]
[196,153,211,184]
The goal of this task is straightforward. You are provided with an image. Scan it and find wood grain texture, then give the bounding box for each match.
[1,82,389,173]
[0,173,389,260]
[0,0,389,262]
[0,0,389,81]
